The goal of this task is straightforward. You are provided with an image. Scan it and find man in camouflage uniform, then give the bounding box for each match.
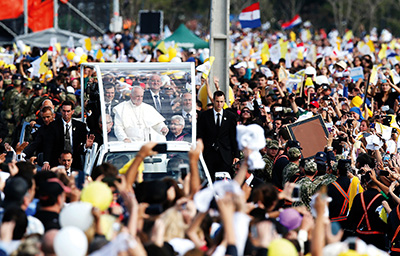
[293,159,319,210]
[1,74,23,143]
[312,151,337,188]
[23,83,45,123]
[16,81,33,125]
[254,139,279,182]
[282,147,301,187]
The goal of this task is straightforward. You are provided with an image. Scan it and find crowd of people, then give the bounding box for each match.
[0,25,399,255]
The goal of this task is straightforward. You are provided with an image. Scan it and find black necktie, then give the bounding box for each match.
[154,95,161,111]
[216,113,221,133]
[105,103,110,114]
[64,124,72,152]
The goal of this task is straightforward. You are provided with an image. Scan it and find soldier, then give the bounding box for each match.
[16,81,33,124]
[49,87,63,107]
[23,83,44,123]
[271,140,302,190]
[282,147,301,187]
[2,71,14,95]
[1,74,23,143]
[312,151,337,188]
[293,159,319,210]
[254,139,279,182]
[313,166,337,188]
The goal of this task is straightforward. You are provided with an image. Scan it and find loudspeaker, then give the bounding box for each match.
[139,11,163,34]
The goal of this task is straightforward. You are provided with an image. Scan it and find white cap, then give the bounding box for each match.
[315,75,329,85]
[305,66,316,76]
[234,62,247,69]
[66,86,75,94]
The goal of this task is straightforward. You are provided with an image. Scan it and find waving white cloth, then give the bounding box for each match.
[236,124,266,170]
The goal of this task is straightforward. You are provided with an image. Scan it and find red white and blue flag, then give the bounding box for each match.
[281,14,302,30]
[239,2,261,29]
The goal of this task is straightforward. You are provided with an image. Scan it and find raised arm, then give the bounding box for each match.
[188,139,204,198]
[124,142,157,189]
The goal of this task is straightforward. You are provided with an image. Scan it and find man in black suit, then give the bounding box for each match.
[23,106,55,158]
[42,101,93,171]
[181,92,193,133]
[197,91,239,180]
[104,84,119,119]
[143,74,173,121]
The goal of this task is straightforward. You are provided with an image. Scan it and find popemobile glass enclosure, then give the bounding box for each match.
[78,62,212,184]
[80,62,196,152]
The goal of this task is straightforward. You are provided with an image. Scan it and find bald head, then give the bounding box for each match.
[149,74,162,93]
[42,99,54,109]
[182,92,192,112]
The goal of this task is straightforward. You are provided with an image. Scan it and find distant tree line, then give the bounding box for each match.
[57,0,400,37]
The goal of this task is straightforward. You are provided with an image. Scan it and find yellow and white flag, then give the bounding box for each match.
[197,56,215,79]
[31,51,49,78]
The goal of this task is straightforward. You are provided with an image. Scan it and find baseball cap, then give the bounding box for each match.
[66,86,75,94]
[234,62,247,69]
[33,84,42,90]
[305,66,316,76]
[24,81,33,90]
[288,147,301,159]
[315,151,327,163]
[322,85,331,91]
[2,177,29,209]
[285,140,302,150]
[315,75,330,85]
[304,159,317,173]
[267,140,279,149]
[12,73,22,80]
[38,178,71,201]
[279,208,303,230]
[309,101,319,108]
[51,87,63,94]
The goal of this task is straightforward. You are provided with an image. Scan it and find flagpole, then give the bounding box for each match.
[210,0,230,101]
[24,0,28,34]
[54,0,58,29]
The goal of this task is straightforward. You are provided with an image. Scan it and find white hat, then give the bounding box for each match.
[234,62,247,69]
[305,66,316,76]
[115,34,122,40]
[315,75,329,85]
[66,86,75,94]
[335,60,347,70]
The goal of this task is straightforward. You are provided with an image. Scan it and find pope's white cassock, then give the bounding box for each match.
[113,100,167,141]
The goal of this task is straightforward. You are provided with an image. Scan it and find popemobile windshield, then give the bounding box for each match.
[80,62,197,151]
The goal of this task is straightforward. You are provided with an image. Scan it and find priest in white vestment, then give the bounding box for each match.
[113,86,169,142]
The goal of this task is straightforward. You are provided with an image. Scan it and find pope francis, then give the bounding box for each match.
[113,86,169,142]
